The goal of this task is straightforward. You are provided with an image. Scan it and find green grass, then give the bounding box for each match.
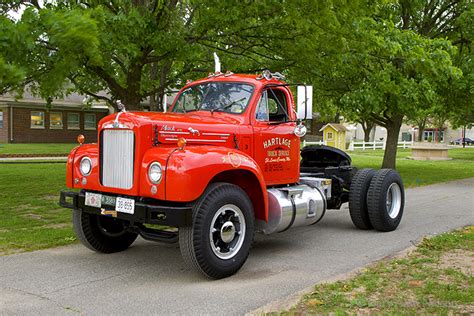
[0,147,473,254]
[282,226,474,315]
[0,143,76,155]
[350,148,474,187]
[0,163,76,254]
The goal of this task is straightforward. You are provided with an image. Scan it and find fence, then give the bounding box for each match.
[348,140,414,151]
[302,139,414,151]
[302,140,326,147]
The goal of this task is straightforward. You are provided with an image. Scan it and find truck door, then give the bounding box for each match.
[252,87,300,185]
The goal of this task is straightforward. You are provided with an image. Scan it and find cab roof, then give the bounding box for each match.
[186,73,286,89]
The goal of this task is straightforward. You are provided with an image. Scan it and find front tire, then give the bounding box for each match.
[179,183,254,279]
[73,209,138,253]
[367,169,405,232]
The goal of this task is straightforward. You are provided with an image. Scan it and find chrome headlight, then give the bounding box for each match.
[80,157,92,176]
[148,162,163,184]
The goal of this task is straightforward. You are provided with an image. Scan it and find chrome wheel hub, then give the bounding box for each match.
[220,221,236,243]
[209,204,246,260]
[386,183,402,219]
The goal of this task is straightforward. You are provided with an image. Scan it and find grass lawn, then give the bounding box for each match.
[0,143,76,155]
[350,148,474,187]
[0,163,76,255]
[283,226,474,315]
[0,147,473,254]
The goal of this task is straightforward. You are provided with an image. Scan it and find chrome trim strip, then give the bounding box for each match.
[202,132,230,137]
[164,138,226,143]
[159,131,189,135]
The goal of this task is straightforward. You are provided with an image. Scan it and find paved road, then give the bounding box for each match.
[1,179,473,315]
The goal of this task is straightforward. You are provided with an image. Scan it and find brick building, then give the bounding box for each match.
[0,93,110,143]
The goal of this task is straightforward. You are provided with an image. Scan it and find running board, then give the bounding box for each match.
[133,224,178,243]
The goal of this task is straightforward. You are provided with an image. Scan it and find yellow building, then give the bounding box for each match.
[320,123,347,150]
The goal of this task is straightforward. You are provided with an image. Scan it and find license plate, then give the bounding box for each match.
[115,197,135,214]
[85,192,102,208]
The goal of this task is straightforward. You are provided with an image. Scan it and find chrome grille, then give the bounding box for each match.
[101,129,134,189]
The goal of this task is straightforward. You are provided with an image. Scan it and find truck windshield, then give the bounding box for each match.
[172,82,254,114]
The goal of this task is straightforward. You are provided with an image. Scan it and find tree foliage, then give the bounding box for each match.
[0,0,295,110]
[281,0,471,168]
[0,0,473,169]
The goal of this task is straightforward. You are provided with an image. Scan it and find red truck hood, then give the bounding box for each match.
[99,111,243,147]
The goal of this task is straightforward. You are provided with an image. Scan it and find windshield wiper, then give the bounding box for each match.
[211,97,246,114]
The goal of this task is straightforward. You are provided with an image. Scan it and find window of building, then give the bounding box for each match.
[327,132,334,140]
[31,111,45,128]
[424,130,444,142]
[50,112,63,129]
[68,113,80,130]
[0,110,3,129]
[84,113,96,130]
[401,132,412,141]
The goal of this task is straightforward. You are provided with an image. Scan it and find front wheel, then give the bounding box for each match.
[179,183,254,279]
[73,209,138,253]
[367,169,405,232]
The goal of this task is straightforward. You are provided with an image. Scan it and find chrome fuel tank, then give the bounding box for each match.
[257,184,326,235]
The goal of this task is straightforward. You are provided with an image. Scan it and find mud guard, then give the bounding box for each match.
[300,145,355,209]
[164,146,269,221]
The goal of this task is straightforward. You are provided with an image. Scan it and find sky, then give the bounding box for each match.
[8,0,45,21]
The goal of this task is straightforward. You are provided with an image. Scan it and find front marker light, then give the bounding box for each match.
[148,162,163,184]
[80,157,92,176]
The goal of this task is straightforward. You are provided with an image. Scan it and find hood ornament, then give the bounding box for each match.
[116,100,126,112]
[113,100,127,128]
[188,127,200,136]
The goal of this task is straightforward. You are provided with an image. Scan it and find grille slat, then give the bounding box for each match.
[101,129,134,189]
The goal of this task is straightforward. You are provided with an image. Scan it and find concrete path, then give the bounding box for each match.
[1,178,473,315]
[0,157,67,163]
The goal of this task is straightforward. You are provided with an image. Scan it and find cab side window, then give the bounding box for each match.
[256,91,269,121]
[255,88,289,123]
[267,89,288,122]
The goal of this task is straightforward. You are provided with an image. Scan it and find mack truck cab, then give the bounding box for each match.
[60,71,405,279]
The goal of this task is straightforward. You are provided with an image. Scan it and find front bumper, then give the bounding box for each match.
[59,190,192,227]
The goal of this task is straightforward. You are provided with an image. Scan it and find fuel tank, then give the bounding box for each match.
[257,184,326,235]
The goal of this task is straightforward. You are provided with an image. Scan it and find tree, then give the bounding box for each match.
[392,0,474,136]
[0,0,297,111]
[282,0,468,169]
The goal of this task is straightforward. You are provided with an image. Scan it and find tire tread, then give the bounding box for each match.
[349,168,376,229]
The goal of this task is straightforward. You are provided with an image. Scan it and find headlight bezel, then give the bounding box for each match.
[80,156,92,176]
[148,161,163,184]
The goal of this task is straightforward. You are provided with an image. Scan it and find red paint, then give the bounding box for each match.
[66,74,302,222]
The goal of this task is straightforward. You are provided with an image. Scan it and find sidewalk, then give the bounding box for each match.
[0,156,67,163]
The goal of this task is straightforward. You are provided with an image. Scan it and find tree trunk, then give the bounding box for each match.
[122,93,142,110]
[417,119,426,142]
[417,127,424,142]
[382,116,403,169]
[361,120,375,142]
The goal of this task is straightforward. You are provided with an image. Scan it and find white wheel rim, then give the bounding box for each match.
[209,204,246,260]
[386,183,402,219]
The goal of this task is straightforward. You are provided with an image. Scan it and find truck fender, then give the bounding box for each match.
[164,146,269,221]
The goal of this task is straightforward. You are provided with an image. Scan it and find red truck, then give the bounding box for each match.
[60,71,405,279]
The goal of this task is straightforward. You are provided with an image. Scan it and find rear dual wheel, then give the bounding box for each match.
[349,168,404,232]
[367,169,405,232]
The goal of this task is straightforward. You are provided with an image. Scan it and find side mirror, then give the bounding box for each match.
[296,85,313,120]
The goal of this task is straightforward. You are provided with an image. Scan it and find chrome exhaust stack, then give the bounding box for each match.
[257,184,326,235]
